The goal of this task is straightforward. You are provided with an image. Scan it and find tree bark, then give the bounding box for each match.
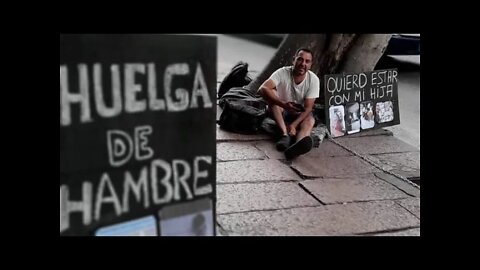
[339,34,393,73]
[313,34,358,76]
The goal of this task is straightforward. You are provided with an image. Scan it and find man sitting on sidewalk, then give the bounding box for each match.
[258,48,320,160]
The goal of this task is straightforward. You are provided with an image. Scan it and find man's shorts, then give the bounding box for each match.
[283,111,318,126]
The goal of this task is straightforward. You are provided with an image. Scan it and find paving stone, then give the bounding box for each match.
[395,197,420,219]
[217,200,420,236]
[217,182,320,214]
[369,152,420,179]
[372,228,420,236]
[217,126,271,142]
[217,159,301,183]
[217,142,266,161]
[335,136,418,155]
[300,175,410,204]
[291,155,381,178]
[374,172,420,197]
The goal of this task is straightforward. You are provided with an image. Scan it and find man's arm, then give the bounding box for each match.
[258,79,298,113]
[290,98,315,129]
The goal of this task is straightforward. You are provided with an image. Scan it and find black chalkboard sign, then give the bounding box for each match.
[324,69,400,138]
[60,34,217,236]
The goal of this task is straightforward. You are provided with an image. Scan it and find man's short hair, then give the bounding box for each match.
[295,48,314,59]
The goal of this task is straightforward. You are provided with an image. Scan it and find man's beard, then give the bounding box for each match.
[293,66,306,76]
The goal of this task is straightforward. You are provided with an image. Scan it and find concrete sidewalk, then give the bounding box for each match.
[213,34,420,236]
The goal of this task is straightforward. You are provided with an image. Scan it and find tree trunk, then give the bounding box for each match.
[313,34,358,76]
[339,34,393,73]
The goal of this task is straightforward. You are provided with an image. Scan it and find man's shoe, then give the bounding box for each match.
[285,136,313,160]
[276,135,291,151]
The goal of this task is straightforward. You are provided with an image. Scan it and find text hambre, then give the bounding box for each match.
[60,156,213,233]
[60,62,213,126]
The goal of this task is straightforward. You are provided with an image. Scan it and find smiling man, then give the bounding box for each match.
[258,48,320,160]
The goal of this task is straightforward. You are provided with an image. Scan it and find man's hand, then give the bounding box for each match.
[284,102,301,114]
[287,123,297,136]
[290,98,315,131]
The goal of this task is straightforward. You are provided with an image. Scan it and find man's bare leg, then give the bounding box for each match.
[269,104,293,151]
[269,104,287,136]
[296,115,315,142]
[284,115,315,159]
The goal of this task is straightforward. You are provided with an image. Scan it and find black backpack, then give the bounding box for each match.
[217,61,268,134]
[217,62,252,99]
[218,87,267,134]
[217,87,267,134]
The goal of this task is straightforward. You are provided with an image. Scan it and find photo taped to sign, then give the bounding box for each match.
[360,101,375,130]
[345,102,360,134]
[329,105,346,138]
[158,198,214,236]
[375,101,395,123]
